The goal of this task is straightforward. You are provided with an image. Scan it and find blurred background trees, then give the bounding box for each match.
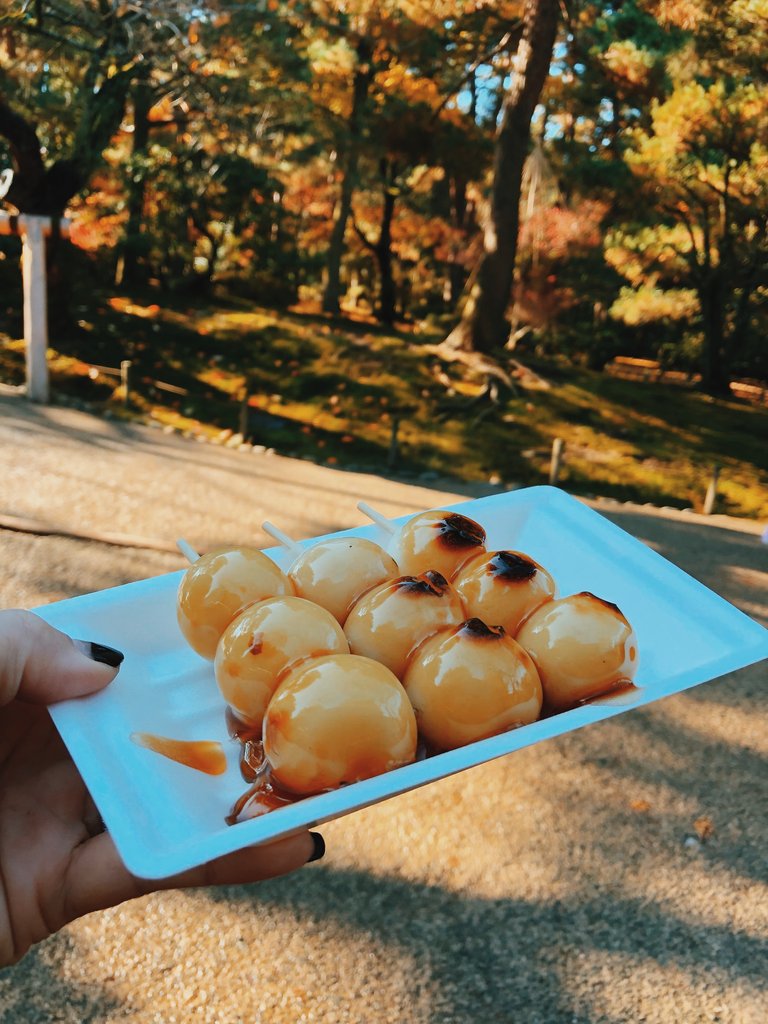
[1,0,766,388]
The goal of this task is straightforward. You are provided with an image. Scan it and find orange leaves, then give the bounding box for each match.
[107,298,161,319]
[647,0,705,31]
[148,95,174,123]
[520,200,609,262]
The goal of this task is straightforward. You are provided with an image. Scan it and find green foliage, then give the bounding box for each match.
[0,0,765,383]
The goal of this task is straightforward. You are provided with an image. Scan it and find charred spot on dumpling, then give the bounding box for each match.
[579,592,627,621]
[397,570,451,597]
[489,551,538,582]
[248,632,265,656]
[459,618,507,640]
[436,513,486,550]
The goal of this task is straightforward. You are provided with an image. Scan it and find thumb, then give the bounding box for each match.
[0,610,123,707]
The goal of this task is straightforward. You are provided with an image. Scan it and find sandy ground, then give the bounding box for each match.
[0,391,766,1024]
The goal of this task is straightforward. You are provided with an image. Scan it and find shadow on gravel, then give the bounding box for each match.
[0,934,123,1023]
[206,863,767,1024]
[598,510,767,618]
[1,394,448,518]
[559,695,768,887]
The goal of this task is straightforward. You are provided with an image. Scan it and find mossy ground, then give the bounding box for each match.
[1,288,766,519]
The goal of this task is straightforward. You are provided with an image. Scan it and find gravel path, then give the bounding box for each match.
[0,391,766,1024]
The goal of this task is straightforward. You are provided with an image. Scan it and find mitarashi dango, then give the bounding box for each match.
[214,596,349,727]
[357,502,487,580]
[402,619,543,752]
[177,547,293,660]
[343,570,466,678]
[389,509,487,579]
[515,592,638,712]
[453,549,556,636]
[288,537,398,624]
[263,653,418,794]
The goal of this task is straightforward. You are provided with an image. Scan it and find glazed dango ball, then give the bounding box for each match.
[288,537,398,624]
[177,547,293,660]
[390,510,486,579]
[453,550,556,636]
[263,653,418,794]
[214,597,349,727]
[403,619,543,752]
[343,570,466,678]
[516,592,638,712]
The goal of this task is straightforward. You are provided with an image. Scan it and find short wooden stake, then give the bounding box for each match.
[549,437,564,486]
[120,359,132,407]
[703,465,720,515]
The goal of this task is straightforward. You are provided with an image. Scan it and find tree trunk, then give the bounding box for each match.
[118,80,152,286]
[1,65,131,326]
[445,0,559,353]
[322,38,373,315]
[448,174,469,308]
[698,275,730,396]
[374,177,397,326]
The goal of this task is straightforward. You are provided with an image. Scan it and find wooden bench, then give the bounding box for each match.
[606,356,663,382]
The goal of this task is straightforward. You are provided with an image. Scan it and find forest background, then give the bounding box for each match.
[0,0,766,518]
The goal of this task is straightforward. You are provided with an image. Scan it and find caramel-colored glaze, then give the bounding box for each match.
[227,769,298,824]
[579,680,642,706]
[289,537,398,623]
[343,571,466,678]
[263,654,417,795]
[224,706,304,822]
[225,706,266,781]
[393,510,486,578]
[215,596,349,727]
[177,547,294,660]
[516,592,638,713]
[454,550,556,636]
[402,619,543,752]
[131,732,227,775]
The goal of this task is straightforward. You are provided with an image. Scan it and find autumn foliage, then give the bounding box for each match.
[0,0,766,387]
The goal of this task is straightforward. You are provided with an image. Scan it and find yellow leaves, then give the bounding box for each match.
[375,62,441,110]
[307,37,356,78]
[627,78,768,213]
[610,286,699,325]
[601,39,654,88]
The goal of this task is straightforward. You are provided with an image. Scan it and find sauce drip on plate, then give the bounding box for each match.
[131,732,227,775]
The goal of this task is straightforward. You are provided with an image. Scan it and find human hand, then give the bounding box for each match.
[0,610,322,965]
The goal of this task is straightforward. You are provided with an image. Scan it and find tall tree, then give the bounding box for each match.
[0,1,203,217]
[605,0,768,392]
[445,0,560,353]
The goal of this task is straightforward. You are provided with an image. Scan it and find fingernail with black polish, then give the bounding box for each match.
[80,641,125,668]
[307,832,325,863]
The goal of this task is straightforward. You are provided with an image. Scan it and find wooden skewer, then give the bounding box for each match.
[176,537,201,563]
[262,521,303,558]
[357,501,396,535]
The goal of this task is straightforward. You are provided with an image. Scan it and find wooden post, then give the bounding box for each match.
[703,465,720,515]
[0,212,71,405]
[120,360,132,408]
[21,217,49,403]
[549,437,564,486]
